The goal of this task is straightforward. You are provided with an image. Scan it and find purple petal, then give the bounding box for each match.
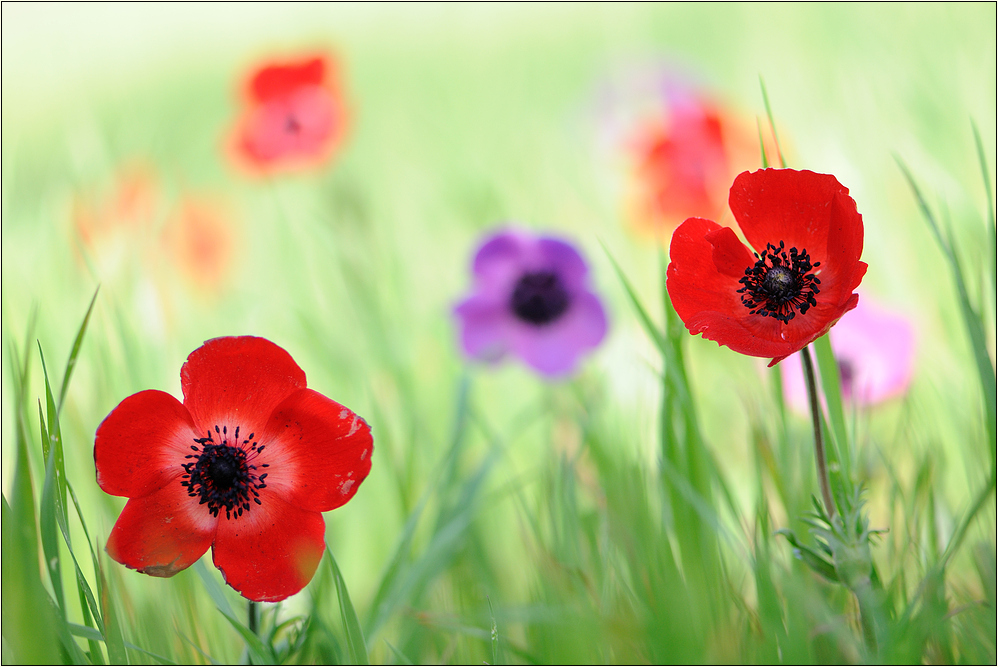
[537,237,590,291]
[454,294,512,362]
[510,290,608,378]
[780,297,915,410]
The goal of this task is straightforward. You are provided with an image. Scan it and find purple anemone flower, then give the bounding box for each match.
[780,295,916,411]
[454,228,609,378]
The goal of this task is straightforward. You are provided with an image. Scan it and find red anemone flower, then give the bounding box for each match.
[230,54,348,174]
[95,337,372,602]
[666,168,867,366]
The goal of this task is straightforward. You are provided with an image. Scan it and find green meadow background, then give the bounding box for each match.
[2,4,995,664]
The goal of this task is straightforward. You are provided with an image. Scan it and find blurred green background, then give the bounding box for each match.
[2,3,995,664]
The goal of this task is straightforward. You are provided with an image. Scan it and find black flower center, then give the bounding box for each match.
[737,240,821,324]
[181,425,269,520]
[511,271,571,325]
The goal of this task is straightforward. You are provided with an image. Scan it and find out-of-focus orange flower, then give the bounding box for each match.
[229,53,349,175]
[597,66,782,240]
[73,165,159,260]
[162,199,235,293]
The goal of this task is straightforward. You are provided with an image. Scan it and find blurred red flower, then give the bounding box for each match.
[162,199,235,292]
[666,168,867,366]
[95,337,373,602]
[601,72,777,239]
[230,54,349,174]
[72,164,159,268]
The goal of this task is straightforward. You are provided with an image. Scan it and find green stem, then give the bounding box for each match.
[248,600,259,635]
[801,346,836,519]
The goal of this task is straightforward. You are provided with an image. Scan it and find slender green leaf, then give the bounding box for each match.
[58,285,99,413]
[972,121,996,265]
[814,335,851,483]
[384,640,414,665]
[38,404,67,619]
[327,546,369,665]
[600,239,666,353]
[176,628,222,666]
[757,118,770,169]
[45,591,90,664]
[219,609,276,665]
[37,343,69,530]
[98,556,128,664]
[194,559,236,619]
[53,475,105,636]
[2,352,61,664]
[487,595,501,666]
[775,529,839,582]
[69,622,104,642]
[759,76,787,168]
[896,156,997,460]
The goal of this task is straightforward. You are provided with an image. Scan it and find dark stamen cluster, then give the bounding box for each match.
[181,425,269,520]
[511,271,571,326]
[737,241,821,323]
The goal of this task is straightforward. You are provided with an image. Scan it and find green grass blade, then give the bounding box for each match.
[757,118,770,168]
[384,640,414,665]
[896,157,997,460]
[38,403,67,619]
[1,316,62,664]
[58,286,99,414]
[972,121,996,263]
[487,595,501,666]
[813,335,852,483]
[193,559,236,619]
[69,622,104,642]
[57,510,105,636]
[124,643,176,666]
[759,76,787,168]
[37,343,69,530]
[45,592,90,664]
[219,609,276,665]
[600,240,666,353]
[176,629,222,666]
[326,546,369,665]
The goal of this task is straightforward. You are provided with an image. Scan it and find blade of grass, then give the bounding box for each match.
[2,333,61,664]
[38,344,69,531]
[38,403,67,619]
[219,610,276,665]
[58,285,99,414]
[600,239,666,352]
[98,555,128,664]
[757,118,770,169]
[176,627,222,666]
[487,595,501,666]
[971,121,996,286]
[326,546,369,665]
[813,335,852,486]
[193,559,235,619]
[759,77,787,168]
[896,156,997,461]
[385,640,414,665]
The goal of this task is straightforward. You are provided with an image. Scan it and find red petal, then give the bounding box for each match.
[729,169,853,263]
[212,493,326,602]
[667,217,801,359]
[250,56,326,102]
[667,217,746,331]
[95,390,199,498]
[106,480,216,577]
[181,337,306,437]
[705,226,754,278]
[259,389,373,512]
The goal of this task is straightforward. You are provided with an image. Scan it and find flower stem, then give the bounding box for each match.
[248,600,259,635]
[801,345,836,519]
